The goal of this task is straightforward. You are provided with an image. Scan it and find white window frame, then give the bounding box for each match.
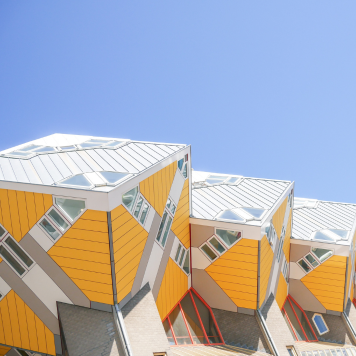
[37,216,63,243]
[312,313,329,335]
[199,242,218,262]
[266,222,277,246]
[45,206,71,234]
[53,196,87,223]
[297,247,334,274]
[206,235,228,257]
[173,243,190,276]
[177,154,189,180]
[132,194,150,227]
[156,197,177,249]
[0,232,36,278]
[214,227,242,250]
[55,173,95,189]
[282,259,289,282]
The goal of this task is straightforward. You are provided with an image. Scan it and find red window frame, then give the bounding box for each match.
[282,295,318,342]
[162,288,224,346]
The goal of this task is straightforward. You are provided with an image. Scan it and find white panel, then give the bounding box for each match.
[0,276,11,299]
[289,262,306,280]
[143,205,155,233]
[141,242,164,289]
[169,170,184,205]
[28,225,54,252]
[22,264,73,316]
[191,247,211,270]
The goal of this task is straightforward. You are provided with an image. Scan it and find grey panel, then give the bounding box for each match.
[116,149,145,171]
[140,143,165,160]
[144,143,169,157]
[95,149,127,172]
[326,309,342,316]
[152,230,175,299]
[191,224,214,247]
[91,301,113,313]
[290,244,311,262]
[20,160,42,184]
[4,349,18,356]
[30,156,54,185]
[156,144,173,154]
[237,307,255,315]
[122,145,151,168]
[49,154,72,178]
[86,149,114,170]
[54,334,63,355]
[0,157,16,181]
[19,233,90,308]
[9,159,29,183]
[39,155,63,182]
[131,212,162,296]
[289,279,326,313]
[192,268,237,312]
[117,291,132,309]
[66,151,93,173]
[0,261,60,334]
[105,150,138,173]
[130,143,158,165]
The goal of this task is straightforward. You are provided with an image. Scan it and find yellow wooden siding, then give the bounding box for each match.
[206,238,258,309]
[0,189,52,242]
[275,272,288,309]
[272,197,288,239]
[0,346,11,356]
[171,179,190,248]
[156,258,188,320]
[48,210,113,305]
[111,205,149,303]
[301,255,347,312]
[259,236,274,307]
[0,290,55,355]
[139,161,177,217]
[282,211,292,262]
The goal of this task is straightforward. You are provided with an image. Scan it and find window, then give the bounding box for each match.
[122,187,139,212]
[282,260,289,282]
[312,314,329,335]
[241,207,266,219]
[266,222,277,245]
[312,229,349,242]
[162,289,223,346]
[57,174,92,188]
[178,154,189,179]
[39,218,61,241]
[204,174,241,185]
[55,198,86,222]
[132,194,150,225]
[215,210,245,223]
[48,208,69,232]
[215,229,241,247]
[99,171,129,185]
[201,244,217,261]
[287,347,297,356]
[0,233,34,277]
[156,198,176,248]
[174,243,190,275]
[297,247,333,274]
[199,233,231,262]
[277,226,286,262]
[282,295,318,341]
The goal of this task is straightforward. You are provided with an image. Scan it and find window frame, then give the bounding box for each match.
[173,242,190,276]
[177,154,189,180]
[312,313,329,335]
[297,247,334,274]
[156,197,177,248]
[214,227,242,249]
[45,206,71,234]
[55,173,95,189]
[199,243,218,262]
[131,193,150,227]
[53,196,87,223]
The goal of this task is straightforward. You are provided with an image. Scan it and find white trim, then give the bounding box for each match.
[215,227,242,249]
[312,313,329,335]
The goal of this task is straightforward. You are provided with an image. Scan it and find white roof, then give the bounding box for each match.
[191,170,292,225]
[0,134,187,191]
[292,197,356,244]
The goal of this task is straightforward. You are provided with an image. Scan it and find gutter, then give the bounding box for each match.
[113,304,133,356]
[256,309,280,356]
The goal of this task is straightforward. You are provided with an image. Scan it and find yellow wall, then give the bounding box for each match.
[111,205,149,303]
[275,272,288,309]
[171,179,190,249]
[259,236,274,307]
[156,258,188,320]
[49,210,113,305]
[0,189,52,242]
[272,197,288,239]
[301,255,347,312]
[283,212,292,262]
[139,161,177,217]
[0,290,55,355]
[0,346,10,356]
[206,238,258,309]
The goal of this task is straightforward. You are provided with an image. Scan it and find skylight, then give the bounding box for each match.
[241,207,266,218]
[100,171,129,184]
[58,174,92,188]
[206,175,227,185]
[215,210,244,222]
[312,229,350,242]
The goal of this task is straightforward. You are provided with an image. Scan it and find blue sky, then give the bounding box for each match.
[1,1,355,203]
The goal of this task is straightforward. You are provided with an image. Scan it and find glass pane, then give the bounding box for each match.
[313,352,319,356]
[336,350,343,356]
[331,351,338,356]
[241,207,266,218]
[20,144,41,152]
[192,292,221,344]
[216,229,241,247]
[100,171,128,184]
[170,204,176,215]
[179,250,186,267]
[314,231,335,242]
[87,139,111,143]
[208,175,226,180]
[216,210,244,222]
[288,350,295,356]
[139,203,149,224]
[183,252,190,274]
[33,146,56,152]
[305,253,319,268]
[166,199,171,209]
[342,350,348,356]
[5,237,33,268]
[170,305,192,345]
[55,198,86,221]
[163,319,175,345]
[298,259,312,273]
[79,142,100,148]
[311,248,333,262]
[325,351,332,356]
[17,350,30,356]
[283,300,307,340]
[330,229,349,239]
[60,174,92,187]
[178,159,184,171]
[183,163,187,178]
[283,311,297,340]
[134,197,143,218]
[9,151,33,157]
[40,218,60,240]
[175,244,182,262]
[59,145,76,151]
[319,351,327,356]
[209,237,226,254]
[161,216,172,247]
[48,209,69,231]
[289,298,315,340]
[105,140,124,147]
[180,293,207,344]
[302,352,307,356]
[122,187,138,212]
[226,177,239,184]
[313,314,328,334]
[0,246,25,275]
[156,212,168,243]
[0,225,5,238]
[201,244,217,261]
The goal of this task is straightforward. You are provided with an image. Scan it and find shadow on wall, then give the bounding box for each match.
[212,308,271,353]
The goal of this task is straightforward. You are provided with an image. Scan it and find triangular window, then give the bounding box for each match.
[162,289,223,346]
